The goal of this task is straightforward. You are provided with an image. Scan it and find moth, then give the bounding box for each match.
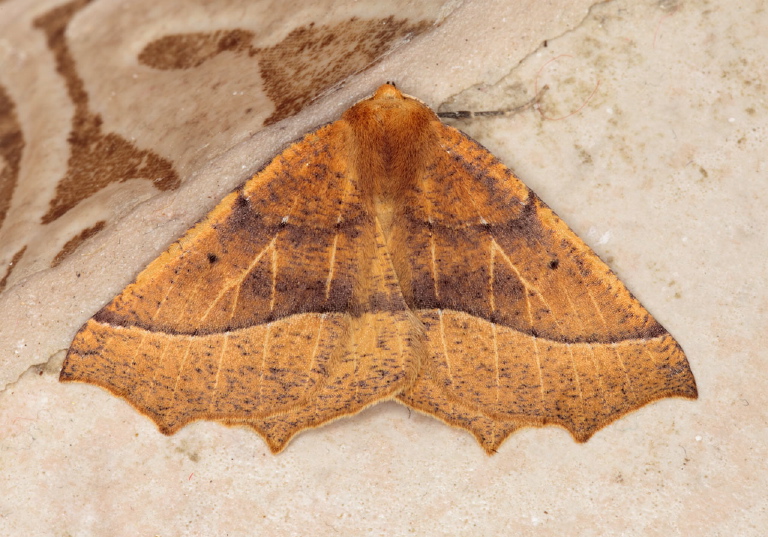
[61,84,697,453]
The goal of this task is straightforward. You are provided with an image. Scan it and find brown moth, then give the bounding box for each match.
[61,84,697,453]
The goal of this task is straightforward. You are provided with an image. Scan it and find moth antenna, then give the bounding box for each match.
[437,85,549,119]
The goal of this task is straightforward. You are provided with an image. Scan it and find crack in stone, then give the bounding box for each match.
[0,349,67,394]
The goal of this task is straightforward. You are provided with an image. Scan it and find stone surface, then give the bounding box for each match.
[1,0,765,534]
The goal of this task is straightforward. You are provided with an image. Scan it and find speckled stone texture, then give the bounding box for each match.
[0,0,765,534]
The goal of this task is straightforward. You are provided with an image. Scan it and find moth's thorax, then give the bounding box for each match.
[343,84,438,236]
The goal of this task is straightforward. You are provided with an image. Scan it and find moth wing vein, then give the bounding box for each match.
[199,237,279,323]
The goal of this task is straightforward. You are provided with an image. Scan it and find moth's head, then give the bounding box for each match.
[343,83,437,127]
[370,83,406,102]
